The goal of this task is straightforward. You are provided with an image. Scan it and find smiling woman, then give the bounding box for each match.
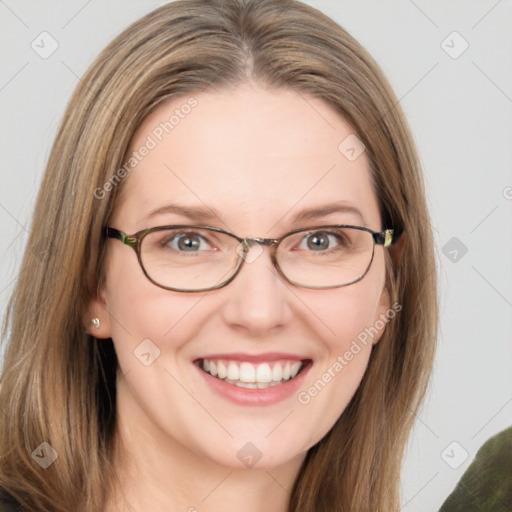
[0,1,437,511]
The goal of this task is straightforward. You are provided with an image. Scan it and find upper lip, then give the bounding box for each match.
[194,352,311,363]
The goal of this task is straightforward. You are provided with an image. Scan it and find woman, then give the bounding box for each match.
[0,0,437,510]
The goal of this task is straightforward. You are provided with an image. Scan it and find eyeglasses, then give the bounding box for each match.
[105,224,396,292]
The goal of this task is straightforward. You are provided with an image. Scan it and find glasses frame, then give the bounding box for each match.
[105,224,396,292]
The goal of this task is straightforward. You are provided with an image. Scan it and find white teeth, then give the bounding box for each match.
[233,380,258,389]
[224,379,282,389]
[256,363,272,383]
[282,362,291,380]
[199,358,305,386]
[239,362,256,383]
[217,361,227,379]
[227,361,238,380]
[272,364,282,381]
[290,361,302,378]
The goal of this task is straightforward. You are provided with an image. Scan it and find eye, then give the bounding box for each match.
[297,230,349,252]
[163,231,215,252]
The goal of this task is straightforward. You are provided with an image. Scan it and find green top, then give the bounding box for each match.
[438,426,512,512]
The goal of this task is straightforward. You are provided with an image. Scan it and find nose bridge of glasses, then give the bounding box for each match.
[237,237,280,269]
[242,236,278,248]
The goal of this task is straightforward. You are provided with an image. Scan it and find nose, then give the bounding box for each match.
[219,241,293,334]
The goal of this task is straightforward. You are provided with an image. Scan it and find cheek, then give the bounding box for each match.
[308,252,387,347]
[305,284,379,389]
[103,250,203,366]
[294,256,387,439]
[295,298,376,446]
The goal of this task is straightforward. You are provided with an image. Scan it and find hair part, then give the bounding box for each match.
[0,1,437,510]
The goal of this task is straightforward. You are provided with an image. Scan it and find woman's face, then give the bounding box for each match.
[89,83,391,470]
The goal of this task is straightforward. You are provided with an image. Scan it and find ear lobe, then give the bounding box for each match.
[389,232,405,268]
[83,287,112,339]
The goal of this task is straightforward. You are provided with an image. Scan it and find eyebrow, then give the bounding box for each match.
[142,201,366,226]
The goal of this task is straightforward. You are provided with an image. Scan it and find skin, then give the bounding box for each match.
[86,82,392,512]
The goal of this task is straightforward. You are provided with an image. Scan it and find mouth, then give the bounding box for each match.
[193,357,312,389]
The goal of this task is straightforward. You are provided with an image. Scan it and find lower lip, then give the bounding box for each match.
[194,361,312,406]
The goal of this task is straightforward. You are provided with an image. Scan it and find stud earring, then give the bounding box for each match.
[89,318,100,329]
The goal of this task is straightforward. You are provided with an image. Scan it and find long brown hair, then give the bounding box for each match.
[0,1,437,510]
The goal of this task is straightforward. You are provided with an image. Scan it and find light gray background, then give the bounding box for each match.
[1,1,511,510]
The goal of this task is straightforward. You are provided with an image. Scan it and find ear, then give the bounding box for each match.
[388,231,406,268]
[372,284,391,346]
[83,284,112,339]
[372,232,403,347]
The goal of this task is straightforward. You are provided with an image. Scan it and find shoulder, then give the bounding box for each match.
[438,426,512,512]
[0,490,21,512]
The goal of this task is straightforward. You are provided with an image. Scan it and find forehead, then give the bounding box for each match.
[112,83,381,233]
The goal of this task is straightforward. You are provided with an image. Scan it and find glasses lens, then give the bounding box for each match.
[140,227,241,290]
[276,226,374,288]
[139,226,375,291]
